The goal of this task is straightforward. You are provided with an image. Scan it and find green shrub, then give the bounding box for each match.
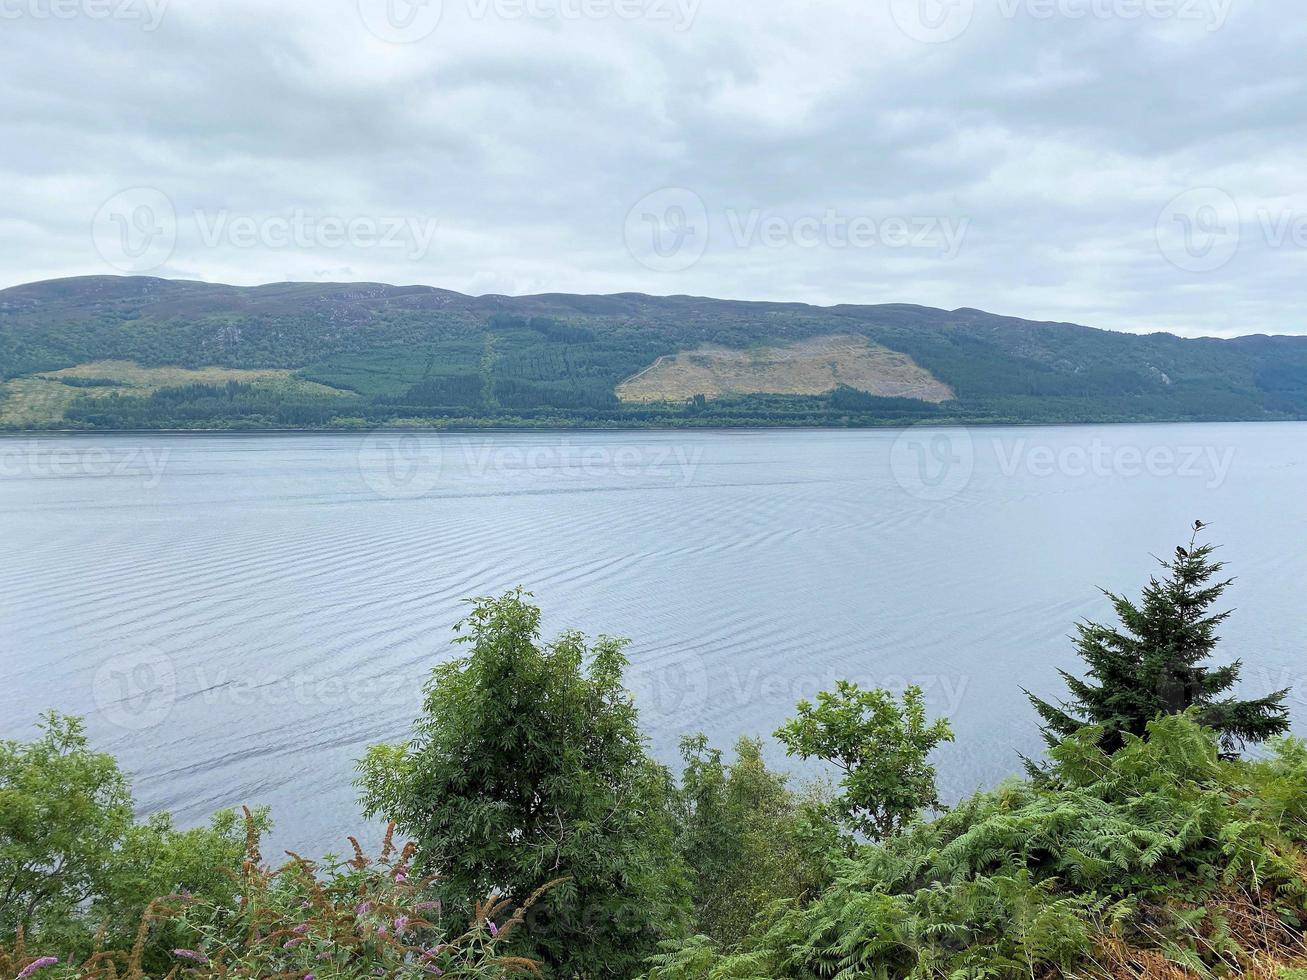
[675,736,834,948]
[774,682,954,839]
[358,590,691,978]
[1,812,552,979]
[0,713,259,970]
[647,713,1307,979]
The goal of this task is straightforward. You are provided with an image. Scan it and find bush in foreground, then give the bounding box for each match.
[1,811,553,979]
[357,590,691,979]
[674,735,835,949]
[646,713,1307,979]
[0,713,263,972]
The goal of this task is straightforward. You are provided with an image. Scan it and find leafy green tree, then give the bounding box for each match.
[1027,522,1290,755]
[675,735,833,947]
[0,713,133,940]
[774,683,953,839]
[357,590,690,979]
[0,713,259,967]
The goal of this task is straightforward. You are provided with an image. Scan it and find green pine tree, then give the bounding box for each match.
[1027,521,1290,755]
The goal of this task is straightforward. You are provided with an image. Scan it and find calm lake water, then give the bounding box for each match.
[2,423,1306,856]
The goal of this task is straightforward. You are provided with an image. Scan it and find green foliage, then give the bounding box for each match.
[357,590,691,978]
[650,713,1307,980]
[0,713,263,969]
[1,814,552,980]
[167,819,552,980]
[774,683,954,839]
[674,736,833,948]
[1028,522,1291,755]
[4,574,1305,980]
[0,713,134,940]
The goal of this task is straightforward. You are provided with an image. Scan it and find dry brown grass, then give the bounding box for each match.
[0,361,348,426]
[1089,885,1307,980]
[616,334,955,404]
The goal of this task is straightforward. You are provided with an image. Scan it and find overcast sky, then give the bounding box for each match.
[1,0,1304,336]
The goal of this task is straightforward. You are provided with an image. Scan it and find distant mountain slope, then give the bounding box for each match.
[1,276,1305,429]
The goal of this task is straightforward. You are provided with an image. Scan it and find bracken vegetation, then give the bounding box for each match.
[4,525,1306,978]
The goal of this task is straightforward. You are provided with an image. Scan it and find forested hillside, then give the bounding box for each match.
[3,276,1306,429]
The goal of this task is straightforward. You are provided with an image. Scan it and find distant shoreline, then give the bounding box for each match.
[3,417,1305,438]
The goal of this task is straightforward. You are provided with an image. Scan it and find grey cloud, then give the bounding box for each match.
[0,0,1304,334]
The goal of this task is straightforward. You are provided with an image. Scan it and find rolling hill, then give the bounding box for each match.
[2,275,1305,430]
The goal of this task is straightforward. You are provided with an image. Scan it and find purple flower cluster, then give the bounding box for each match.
[16,957,59,980]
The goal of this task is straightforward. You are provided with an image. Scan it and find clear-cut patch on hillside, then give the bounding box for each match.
[0,361,349,427]
[616,334,955,404]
